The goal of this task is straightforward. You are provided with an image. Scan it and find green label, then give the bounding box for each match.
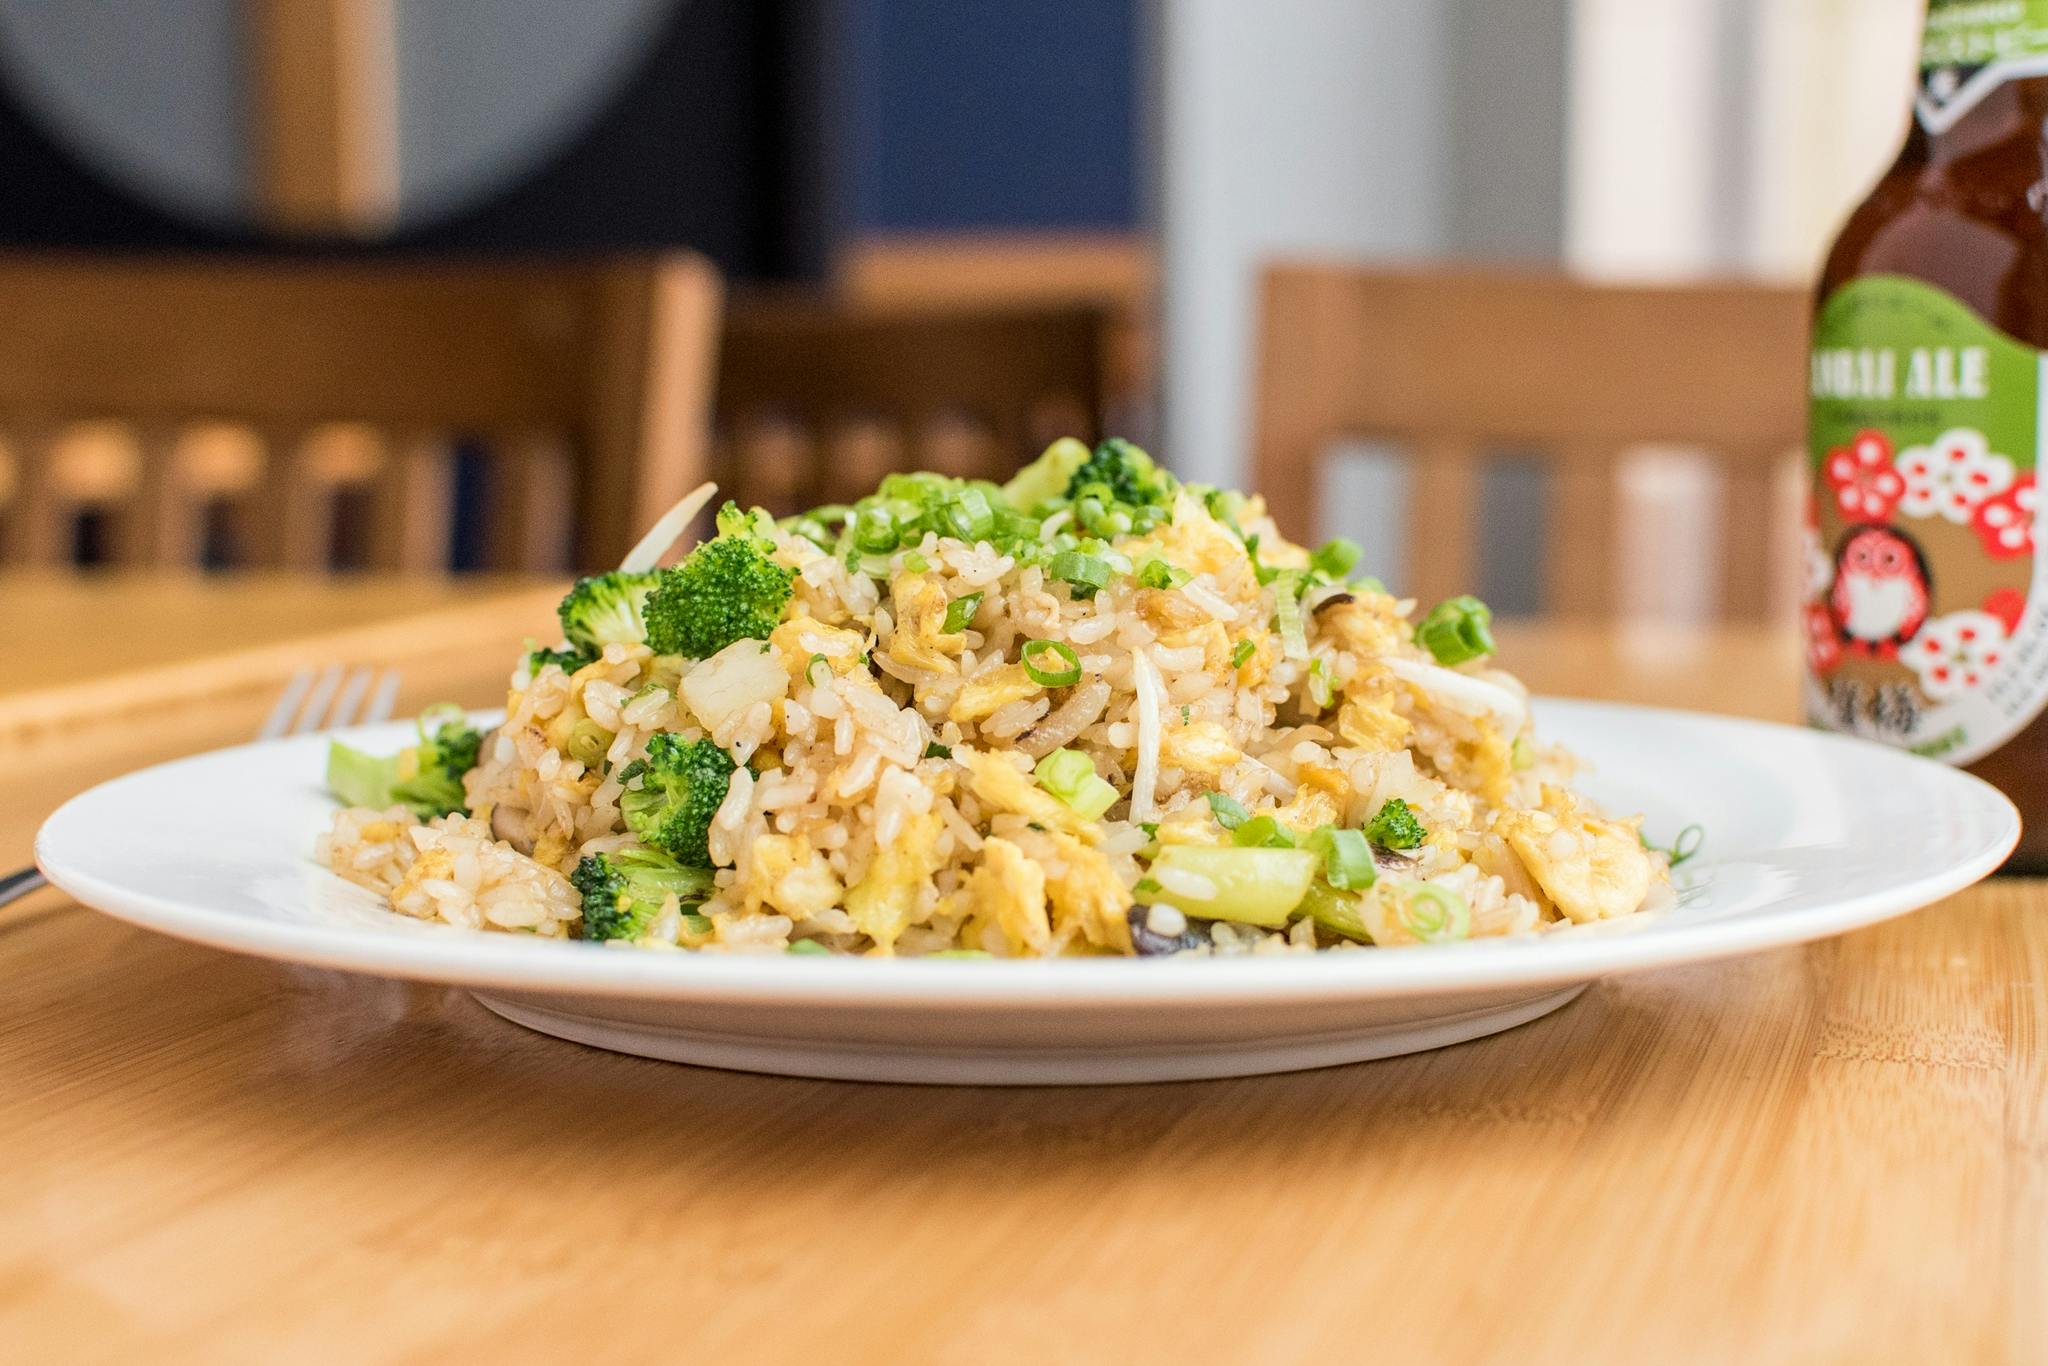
[1805,275,2048,765]
[1920,1,2048,131]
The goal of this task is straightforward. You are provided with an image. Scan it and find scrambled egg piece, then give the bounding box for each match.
[1336,683,1413,752]
[1270,783,1343,833]
[846,809,945,952]
[772,616,870,683]
[1495,786,1654,924]
[957,747,1098,841]
[1044,830,1133,952]
[1124,507,1253,582]
[964,837,1051,955]
[1159,720,1242,776]
[1316,593,1411,658]
[886,573,965,676]
[949,663,1042,724]
[741,834,845,921]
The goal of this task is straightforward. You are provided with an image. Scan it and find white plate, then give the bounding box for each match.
[37,700,2018,1085]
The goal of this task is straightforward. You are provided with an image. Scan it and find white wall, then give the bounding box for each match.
[1157,0,1453,491]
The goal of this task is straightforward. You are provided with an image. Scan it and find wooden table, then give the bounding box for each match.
[1,578,2039,1364]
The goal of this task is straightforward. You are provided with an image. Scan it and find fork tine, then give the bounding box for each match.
[364,669,402,725]
[326,665,374,730]
[292,664,345,736]
[259,666,316,742]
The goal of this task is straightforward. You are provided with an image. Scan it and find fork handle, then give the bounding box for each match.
[0,867,48,909]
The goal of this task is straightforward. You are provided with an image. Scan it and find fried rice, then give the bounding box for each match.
[318,439,1676,957]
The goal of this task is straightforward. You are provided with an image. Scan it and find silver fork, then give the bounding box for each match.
[0,664,403,910]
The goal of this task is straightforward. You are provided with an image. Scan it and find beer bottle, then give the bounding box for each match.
[1808,0,2048,868]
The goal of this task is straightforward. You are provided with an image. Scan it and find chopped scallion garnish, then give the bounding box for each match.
[1640,823,1705,867]
[1310,536,1364,578]
[1021,638,1083,687]
[1397,881,1471,943]
[1205,792,1251,831]
[1034,748,1119,820]
[1231,814,1296,849]
[943,591,984,634]
[1416,595,1496,666]
[1230,639,1256,670]
[1137,559,1192,590]
[1049,549,1114,599]
[1307,825,1375,890]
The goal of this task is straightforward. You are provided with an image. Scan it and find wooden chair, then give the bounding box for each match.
[839,232,1156,442]
[0,251,720,572]
[712,293,1109,514]
[1252,264,1810,621]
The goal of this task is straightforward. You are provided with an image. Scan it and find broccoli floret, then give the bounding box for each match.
[526,644,595,677]
[1002,437,1092,512]
[1065,437,1174,507]
[557,570,659,652]
[325,706,484,820]
[570,847,715,942]
[643,511,795,658]
[617,733,738,866]
[1363,797,1427,850]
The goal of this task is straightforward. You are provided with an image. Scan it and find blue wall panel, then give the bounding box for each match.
[846,0,1140,233]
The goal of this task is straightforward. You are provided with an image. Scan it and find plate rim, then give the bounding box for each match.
[34,698,2021,1009]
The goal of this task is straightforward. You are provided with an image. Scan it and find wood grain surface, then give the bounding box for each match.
[0,578,2038,1364]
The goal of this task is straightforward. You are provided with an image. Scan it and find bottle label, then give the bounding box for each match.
[1806,275,2048,764]
[1920,0,2048,132]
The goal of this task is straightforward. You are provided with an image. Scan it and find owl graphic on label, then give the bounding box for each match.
[1831,524,1931,656]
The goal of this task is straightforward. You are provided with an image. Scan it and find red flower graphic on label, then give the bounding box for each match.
[1907,610,2008,701]
[1897,427,2015,524]
[1804,602,1841,675]
[1970,474,2036,559]
[1984,586,2027,635]
[1824,430,1905,521]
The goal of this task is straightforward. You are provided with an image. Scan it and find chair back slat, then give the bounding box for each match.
[1253,264,1809,621]
[713,297,1108,514]
[0,251,719,572]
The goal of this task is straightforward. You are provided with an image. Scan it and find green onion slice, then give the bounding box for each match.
[1205,791,1250,831]
[1034,748,1119,820]
[1049,549,1114,598]
[1307,826,1375,890]
[787,939,831,955]
[943,591,984,634]
[1397,881,1471,943]
[1416,595,1496,666]
[1273,573,1308,661]
[1021,638,1083,687]
[1310,536,1364,579]
[1230,639,1256,669]
[1231,814,1296,849]
[1137,559,1192,590]
[806,653,831,688]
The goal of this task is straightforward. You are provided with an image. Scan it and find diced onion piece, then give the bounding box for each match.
[681,638,788,733]
[1380,655,1527,738]
[1129,650,1164,824]
[619,481,719,573]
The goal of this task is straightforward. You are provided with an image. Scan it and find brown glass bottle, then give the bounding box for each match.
[1813,58,2048,868]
